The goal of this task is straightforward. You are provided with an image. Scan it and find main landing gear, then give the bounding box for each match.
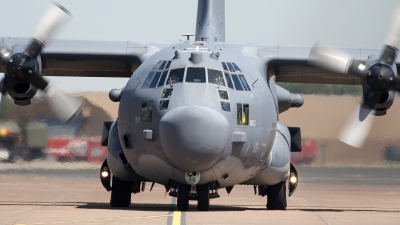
[261,163,299,210]
[176,183,211,211]
[177,183,190,211]
[110,175,132,207]
[266,181,287,210]
[196,183,210,211]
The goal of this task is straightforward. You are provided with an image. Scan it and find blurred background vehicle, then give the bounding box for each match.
[0,95,109,163]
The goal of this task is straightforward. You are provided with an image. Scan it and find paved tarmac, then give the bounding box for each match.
[0,164,400,225]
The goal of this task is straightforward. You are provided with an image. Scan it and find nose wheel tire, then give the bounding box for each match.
[197,183,210,211]
[110,175,132,207]
[177,183,190,211]
[266,181,287,210]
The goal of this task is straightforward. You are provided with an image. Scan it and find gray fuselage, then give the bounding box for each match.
[116,41,288,188]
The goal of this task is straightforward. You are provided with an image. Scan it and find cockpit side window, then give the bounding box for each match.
[164,61,172,70]
[141,101,153,122]
[221,102,231,112]
[157,70,169,87]
[224,72,234,89]
[239,74,251,91]
[141,60,173,89]
[166,68,185,84]
[242,104,249,125]
[236,103,249,125]
[231,74,244,91]
[226,62,235,72]
[221,62,251,91]
[236,103,243,125]
[221,62,228,71]
[232,63,242,72]
[208,69,225,86]
[158,61,167,70]
[218,90,229,100]
[153,61,163,70]
[141,72,155,89]
[186,67,206,83]
[148,72,162,88]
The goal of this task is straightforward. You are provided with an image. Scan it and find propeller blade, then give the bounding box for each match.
[32,3,71,47]
[0,74,12,96]
[392,77,400,91]
[380,7,400,66]
[0,74,5,106]
[29,71,49,91]
[309,43,367,78]
[30,70,84,123]
[0,45,12,64]
[384,6,400,50]
[0,74,13,108]
[309,43,353,74]
[43,81,84,123]
[338,104,375,148]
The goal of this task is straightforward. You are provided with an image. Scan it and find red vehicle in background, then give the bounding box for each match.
[46,136,107,163]
[291,138,316,165]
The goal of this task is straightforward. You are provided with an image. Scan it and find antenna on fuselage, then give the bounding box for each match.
[181,34,194,41]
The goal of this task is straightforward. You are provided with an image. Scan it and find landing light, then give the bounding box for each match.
[101,171,109,178]
[290,175,297,184]
[0,128,7,137]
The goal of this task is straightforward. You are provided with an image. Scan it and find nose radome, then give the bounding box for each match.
[159,105,229,172]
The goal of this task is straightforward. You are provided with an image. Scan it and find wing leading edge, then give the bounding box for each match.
[1,39,395,83]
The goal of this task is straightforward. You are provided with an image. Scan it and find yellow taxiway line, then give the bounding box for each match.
[172,210,181,225]
[15,214,173,225]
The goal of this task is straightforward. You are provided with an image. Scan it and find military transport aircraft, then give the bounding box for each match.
[1,0,400,211]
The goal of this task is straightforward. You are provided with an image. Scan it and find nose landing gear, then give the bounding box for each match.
[177,183,190,211]
[196,183,210,211]
[175,182,213,211]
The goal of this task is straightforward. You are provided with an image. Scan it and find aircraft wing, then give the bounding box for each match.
[0,38,177,78]
[223,44,397,85]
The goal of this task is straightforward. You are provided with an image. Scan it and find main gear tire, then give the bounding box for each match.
[177,183,190,211]
[266,181,287,210]
[110,175,131,207]
[197,183,210,211]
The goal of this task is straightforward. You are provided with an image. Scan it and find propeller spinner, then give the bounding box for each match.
[308,6,400,148]
[0,3,83,122]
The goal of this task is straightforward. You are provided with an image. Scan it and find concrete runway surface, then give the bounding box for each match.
[1,163,400,225]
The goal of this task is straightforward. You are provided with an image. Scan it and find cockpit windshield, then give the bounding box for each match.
[208,69,225,86]
[167,68,185,84]
[186,67,206,83]
[141,60,251,92]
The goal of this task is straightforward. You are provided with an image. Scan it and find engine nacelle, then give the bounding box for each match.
[275,84,304,113]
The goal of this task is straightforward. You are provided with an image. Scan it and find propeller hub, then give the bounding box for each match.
[365,64,395,92]
[6,53,35,82]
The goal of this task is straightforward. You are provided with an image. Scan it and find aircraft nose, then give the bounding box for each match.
[159,105,230,172]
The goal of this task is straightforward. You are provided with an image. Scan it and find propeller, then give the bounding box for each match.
[0,3,83,122]
[308,6,400,148]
